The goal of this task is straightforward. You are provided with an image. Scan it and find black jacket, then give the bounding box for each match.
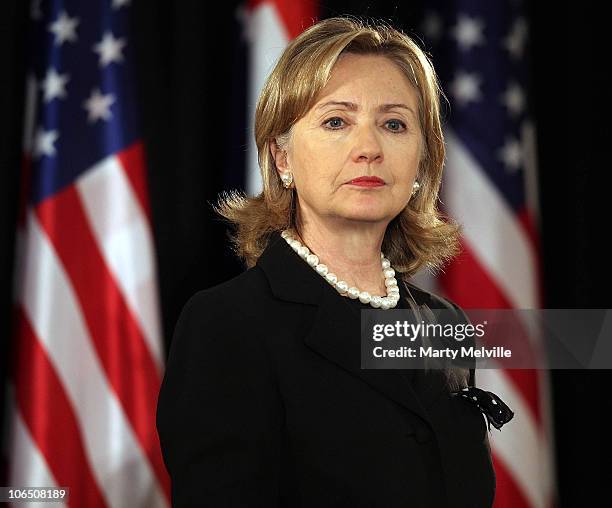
[156,231,496,507]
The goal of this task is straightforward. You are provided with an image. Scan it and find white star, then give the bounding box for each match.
[498,138,523,172]
[422,11,443,42]
[34,127,59,158]
[449,71,482,107]
[112,0,132,9]
[48,11,79,46]
[93,32,126,67]
[504,18,528,60]
[83,88,115,123]
[500,82,525,117]
[452,15,485,51]
[40,68,70,103]
[30,0,42,20]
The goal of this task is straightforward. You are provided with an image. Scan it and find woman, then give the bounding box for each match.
[156,16,513,507]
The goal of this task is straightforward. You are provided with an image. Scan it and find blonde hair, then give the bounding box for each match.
[214,16,469,390]
[214,16,461,277]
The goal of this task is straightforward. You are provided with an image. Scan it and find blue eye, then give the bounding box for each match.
[324,117,344,129]
[386,119,407,132]
[322,117,407,132]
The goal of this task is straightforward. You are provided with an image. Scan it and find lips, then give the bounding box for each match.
[348,176,385,186]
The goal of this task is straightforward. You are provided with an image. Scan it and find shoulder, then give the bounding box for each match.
[190,264,269,301]
[166,266,275,367]
[179,265,272,317]
[170,266,274,345]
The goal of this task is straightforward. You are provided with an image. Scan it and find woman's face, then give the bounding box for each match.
[279,53,422,228]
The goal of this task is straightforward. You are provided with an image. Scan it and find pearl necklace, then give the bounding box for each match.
[281,229,400,310]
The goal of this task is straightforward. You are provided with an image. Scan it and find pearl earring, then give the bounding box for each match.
[411,181,420,196]
[280,171,294,188]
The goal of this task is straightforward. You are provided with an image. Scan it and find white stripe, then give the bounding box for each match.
[477,369,553,508]
[7,385,67,508]
[20,210,168,508]
[443,128,555,506]
[444,128,538,308]
[245,2,289,196]
[76,155,164,371]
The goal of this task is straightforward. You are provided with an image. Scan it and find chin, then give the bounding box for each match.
[336,206,391,223]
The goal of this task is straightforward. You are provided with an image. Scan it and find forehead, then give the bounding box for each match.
[312,53,418,109]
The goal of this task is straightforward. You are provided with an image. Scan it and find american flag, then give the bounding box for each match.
[420,1,557,507]
[8,0,170,506]
[242,0,318,196]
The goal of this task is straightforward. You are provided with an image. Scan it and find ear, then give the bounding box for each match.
[269,139,289,173]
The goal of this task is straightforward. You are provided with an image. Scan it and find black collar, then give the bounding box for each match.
[257,230,448,427]
[256,230,324,305]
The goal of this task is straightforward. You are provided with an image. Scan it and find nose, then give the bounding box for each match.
[352,123,383,164]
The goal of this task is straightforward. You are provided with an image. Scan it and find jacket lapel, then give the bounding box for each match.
[257,231,436,426]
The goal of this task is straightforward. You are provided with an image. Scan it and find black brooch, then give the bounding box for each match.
[453,386,515,431]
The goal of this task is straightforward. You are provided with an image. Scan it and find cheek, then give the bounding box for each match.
[391,150,420,180]
[294,144,340,186]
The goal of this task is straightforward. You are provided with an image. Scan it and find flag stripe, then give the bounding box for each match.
[248,0,317,39]
[19,210,168,508]
[34,188,170,503]
[8,408,65,508]
[245,2,289,196]
[244,1,316,197]
[501,369,542,426]
[441,242,542,425]
[441,130,550,505]
[430,5,553,507]
[516,207,545,307]
[22,213,167,506]
[442,240,514,309]
[444,129,539,309]
[12,307,109,508]
[77,153,164,370]
[116,142,153,226]
[491,456,532,508]
[14,3,168,505]
[477,370,550,508]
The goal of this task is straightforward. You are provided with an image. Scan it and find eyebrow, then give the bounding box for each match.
[315,101,416,116]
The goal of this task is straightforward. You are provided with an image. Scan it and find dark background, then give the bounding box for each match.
[1,1,610,506]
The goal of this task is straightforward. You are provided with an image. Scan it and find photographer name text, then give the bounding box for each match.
[371,346,512,359]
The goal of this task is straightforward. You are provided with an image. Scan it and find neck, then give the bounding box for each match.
[292,219,389,297]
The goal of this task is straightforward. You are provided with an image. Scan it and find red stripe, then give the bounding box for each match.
[442,239,547,507]
[441,240,542,426]
[491,453,533,508]
[116,142,153,225]
[441,240,513,309]
[517,206,545,308]
[35,187,171,502]
[12,306,108,508]
[248,0,318,39]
